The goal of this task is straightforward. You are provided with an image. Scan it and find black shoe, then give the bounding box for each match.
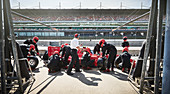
[67,72,73,75]
[100,67,106,71]
[76,70,81,72]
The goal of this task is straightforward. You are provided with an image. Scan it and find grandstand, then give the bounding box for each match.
[12,9,152,39]
[12,9,150,21]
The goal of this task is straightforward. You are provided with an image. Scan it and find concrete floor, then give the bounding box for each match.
[24,59,138,94]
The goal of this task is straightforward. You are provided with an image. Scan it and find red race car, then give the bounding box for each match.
[47,46,136,69]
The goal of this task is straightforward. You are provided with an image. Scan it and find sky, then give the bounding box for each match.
[10,0,152,9]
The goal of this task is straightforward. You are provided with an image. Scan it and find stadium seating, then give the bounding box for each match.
[12,15,150,21]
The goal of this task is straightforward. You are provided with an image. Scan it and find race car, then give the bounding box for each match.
[44,46,136,70]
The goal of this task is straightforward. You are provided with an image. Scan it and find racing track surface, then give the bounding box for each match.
[24,57,138,94]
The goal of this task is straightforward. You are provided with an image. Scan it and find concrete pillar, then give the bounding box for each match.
[162,0,170,94]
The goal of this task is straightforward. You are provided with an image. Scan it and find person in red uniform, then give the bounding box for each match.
[122,36,129,48]
[115,47,131,72]
[24,36,40,56]
[28,44,35,56]
[47,51,62,73]
[60,43,71,69]
[81,47,95,70]
[93,44,100,55]
[99,39,117,72]
[59,44,65,53]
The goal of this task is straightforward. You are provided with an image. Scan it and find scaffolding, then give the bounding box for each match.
[0,0,35,93]
[127,0,166,94]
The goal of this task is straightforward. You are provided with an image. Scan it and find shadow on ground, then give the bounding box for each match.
[17,72,63,94]
[83,70,101,75]
[100,68,128,81]
[71,72,102,86]
[110,71,128,81]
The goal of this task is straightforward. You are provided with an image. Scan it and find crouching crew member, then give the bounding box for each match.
[122,36,129,48]
[115,47,131,72]
[81,47,95,70]
[67,33,82,75]
[24,36,40,56]
[99,39,117,72]
[47,51,62,73]
[60,43,71,68]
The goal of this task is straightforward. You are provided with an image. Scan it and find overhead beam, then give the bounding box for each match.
[111,11,150,32]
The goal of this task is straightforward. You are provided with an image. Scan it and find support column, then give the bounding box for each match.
[3,0,23,93]
[154,0,165,93]
[0,0,6,93]
[139,0,158,93]
[148,0,158,77]
[162,0,170,94]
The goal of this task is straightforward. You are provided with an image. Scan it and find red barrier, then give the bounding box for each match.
[48,46,60,57]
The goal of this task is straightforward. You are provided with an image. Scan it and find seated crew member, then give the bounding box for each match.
[24,36,40,56]
[122,36,129,48]
[115,47,131,72]
[99,39,117,72]
[47,51,62,73]
[67,33,82,75]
